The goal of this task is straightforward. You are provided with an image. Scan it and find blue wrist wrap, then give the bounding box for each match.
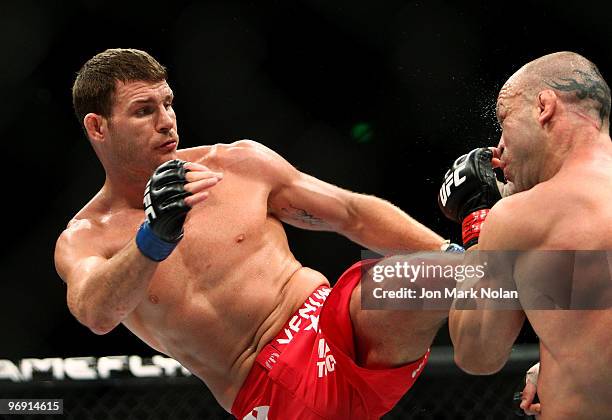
[135,222,178,262]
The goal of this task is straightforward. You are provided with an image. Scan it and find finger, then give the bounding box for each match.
[185,170,224,182]
[488,146,501,159]
[184,190,209,206]
[184,161,211,172]
[520,384,537,411]
[521,383,537,406]
[184,177,220,193]
[524,403,541,415]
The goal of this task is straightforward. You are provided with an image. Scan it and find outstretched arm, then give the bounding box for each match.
[239,141,445,254]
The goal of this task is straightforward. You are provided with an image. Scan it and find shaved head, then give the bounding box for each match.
[495,52,612,191]
[505,51,611,126]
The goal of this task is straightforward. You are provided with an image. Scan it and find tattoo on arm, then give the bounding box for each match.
[546,69,611,123]
[281,204,330,227]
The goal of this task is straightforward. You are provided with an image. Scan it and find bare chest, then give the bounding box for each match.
[181,173,271,259]
[100,173,273,301]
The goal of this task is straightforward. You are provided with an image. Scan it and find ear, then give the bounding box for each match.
[83,113,108,144]
[537,90,557,126]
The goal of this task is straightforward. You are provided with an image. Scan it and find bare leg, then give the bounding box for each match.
[349,282,448,368]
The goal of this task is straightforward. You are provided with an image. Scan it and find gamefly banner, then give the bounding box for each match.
[0,355,191,382]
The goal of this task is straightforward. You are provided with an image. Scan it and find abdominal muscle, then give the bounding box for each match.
[123,239,330,412]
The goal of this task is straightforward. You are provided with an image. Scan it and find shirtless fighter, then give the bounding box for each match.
[54,49,450,419]
[439,52,612,419]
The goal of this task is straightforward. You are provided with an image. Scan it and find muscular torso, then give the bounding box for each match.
[509,152,612,419]
[67,144,329,410]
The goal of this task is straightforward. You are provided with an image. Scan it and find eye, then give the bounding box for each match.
[135,107,153,116]
[164,101,174,110]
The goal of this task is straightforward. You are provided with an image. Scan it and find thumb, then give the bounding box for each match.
[520,382,537,409]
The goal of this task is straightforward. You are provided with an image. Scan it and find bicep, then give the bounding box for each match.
[237,140,355,231]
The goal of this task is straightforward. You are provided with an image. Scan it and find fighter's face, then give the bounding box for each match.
[106,80,179,173]
[495,82,543,192]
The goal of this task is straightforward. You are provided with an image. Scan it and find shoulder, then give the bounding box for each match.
[479,187,547,250]
[55,217,101,279]
[55,190,109,258]
[180,140,284,165]
[215,140,295,179]
[56,216,101,255]
[179,140,296,186]
[176,145,212,162]
[223,139,284,163]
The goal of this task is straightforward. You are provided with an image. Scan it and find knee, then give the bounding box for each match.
[349,282,362,323]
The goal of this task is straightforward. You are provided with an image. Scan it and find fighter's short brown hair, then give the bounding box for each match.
[72,48,167,131]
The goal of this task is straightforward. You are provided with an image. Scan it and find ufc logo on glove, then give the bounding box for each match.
[437,148,502,248]
[439,159,468,206]
[144,181,157,222]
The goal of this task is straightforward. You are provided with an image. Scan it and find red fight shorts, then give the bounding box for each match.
[231,261,430,420]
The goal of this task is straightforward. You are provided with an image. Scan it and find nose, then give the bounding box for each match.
[156,105,175,135]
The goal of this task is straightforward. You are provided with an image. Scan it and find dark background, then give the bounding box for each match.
[2,0,610,360]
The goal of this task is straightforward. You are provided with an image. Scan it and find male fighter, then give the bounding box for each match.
[439,52,612,419]
[55,49,450,419]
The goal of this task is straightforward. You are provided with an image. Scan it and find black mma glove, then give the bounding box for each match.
[136,159,192,261]
[438,148,501,248]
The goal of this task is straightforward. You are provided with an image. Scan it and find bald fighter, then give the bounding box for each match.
[54,49,451,419]
[439,52,612,419]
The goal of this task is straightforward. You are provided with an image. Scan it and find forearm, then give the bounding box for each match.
[71,241,157,334]
[344,194,445,254]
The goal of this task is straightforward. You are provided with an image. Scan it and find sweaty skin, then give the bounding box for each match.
[450,52,612,420]
[58,143,332,409]
[55,79,445,412]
